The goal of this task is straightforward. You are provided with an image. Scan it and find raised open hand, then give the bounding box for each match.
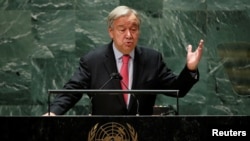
[186,39,204,71]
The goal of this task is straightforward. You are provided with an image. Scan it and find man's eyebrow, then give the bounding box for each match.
[116,25,125,28]
[131,23,139,27]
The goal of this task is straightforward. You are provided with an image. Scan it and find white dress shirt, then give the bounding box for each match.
[112,44,134,107]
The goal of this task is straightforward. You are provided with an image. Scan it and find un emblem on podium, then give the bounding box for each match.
[88,122,138,141]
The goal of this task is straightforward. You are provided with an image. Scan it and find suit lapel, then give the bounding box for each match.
[128,47,144,111]
[103,43,118,78]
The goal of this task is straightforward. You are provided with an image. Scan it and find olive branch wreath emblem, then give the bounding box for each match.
[88,122,138,141]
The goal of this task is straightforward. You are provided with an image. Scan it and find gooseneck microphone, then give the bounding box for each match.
[89,72,139,116]
[89,73,121,115]
[99,73,121,89]
[118,73,140,116]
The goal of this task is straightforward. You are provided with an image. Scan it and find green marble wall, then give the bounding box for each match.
[0,0,249,116]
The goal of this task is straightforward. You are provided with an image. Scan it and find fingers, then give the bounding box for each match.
[196,39,204,61]
[197,39,204,54]
[198,39,204,49]
[186,44,192,53]
[186,39,204,53]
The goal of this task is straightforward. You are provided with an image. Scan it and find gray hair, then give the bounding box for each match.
[107,5,141,28]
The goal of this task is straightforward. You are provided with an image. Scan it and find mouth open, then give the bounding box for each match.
[125,41,133,46]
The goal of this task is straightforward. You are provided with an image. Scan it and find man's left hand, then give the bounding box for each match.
[186,39,204,71]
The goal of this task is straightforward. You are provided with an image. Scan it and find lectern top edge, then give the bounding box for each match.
[47,89,179,95]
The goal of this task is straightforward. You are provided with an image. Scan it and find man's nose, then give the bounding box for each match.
[125,30,132,38]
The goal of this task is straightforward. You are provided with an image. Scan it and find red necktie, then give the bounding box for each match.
[120,55,130,104]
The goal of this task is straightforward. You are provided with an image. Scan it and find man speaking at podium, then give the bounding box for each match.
[44,5,204,116]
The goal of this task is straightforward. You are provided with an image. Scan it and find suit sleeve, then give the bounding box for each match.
[49,56,90,115]
[157,54,199,98]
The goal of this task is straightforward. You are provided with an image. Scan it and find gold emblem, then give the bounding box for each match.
[88,122,138,141]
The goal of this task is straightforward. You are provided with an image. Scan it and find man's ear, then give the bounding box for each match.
[108,28,113,39]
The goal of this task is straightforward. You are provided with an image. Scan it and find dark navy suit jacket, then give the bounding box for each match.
[50,41,199,115]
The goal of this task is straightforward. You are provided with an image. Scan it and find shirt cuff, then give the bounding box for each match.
[189,70,198,80]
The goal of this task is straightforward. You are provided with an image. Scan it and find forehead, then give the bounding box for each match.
[114,14,139,26]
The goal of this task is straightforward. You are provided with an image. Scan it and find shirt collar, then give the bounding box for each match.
[112,42,135,60]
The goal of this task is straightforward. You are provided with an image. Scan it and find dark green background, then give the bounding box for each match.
[0,0,249,116]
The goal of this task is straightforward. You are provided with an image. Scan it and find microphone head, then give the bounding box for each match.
[110,73,122,80]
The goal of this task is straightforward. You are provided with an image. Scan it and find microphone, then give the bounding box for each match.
[89,73,121,115]
[99,73,121,89]
[118,73,140,116]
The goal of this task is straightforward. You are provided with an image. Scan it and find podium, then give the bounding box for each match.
[2,90,244,140]
[26,89,250,140]
[1,116,250,140]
